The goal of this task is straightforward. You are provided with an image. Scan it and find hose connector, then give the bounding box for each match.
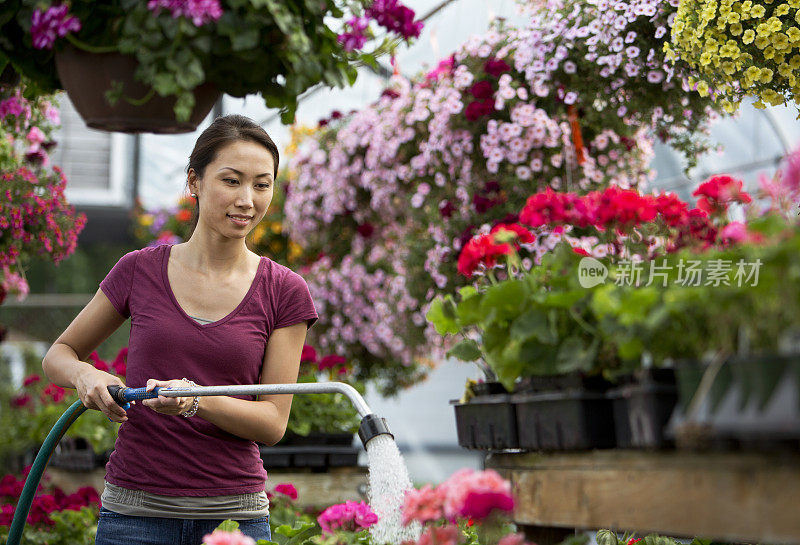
[358,413,393,448]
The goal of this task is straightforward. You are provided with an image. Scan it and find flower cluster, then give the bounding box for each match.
[0,82,86,302]
[202,529,256,545]
[147,0,223,27]
[693,174,753,215]
[0,468,99,527]
[667,0,800,112]
[29,4,81,50]
[401,469,524,545]
[337,0,423,52]
[317,500,379,534]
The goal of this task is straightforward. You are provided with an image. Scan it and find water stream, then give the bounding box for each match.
[365,434,423,544]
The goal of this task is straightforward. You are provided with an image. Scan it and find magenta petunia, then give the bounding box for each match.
[30,4,81,50]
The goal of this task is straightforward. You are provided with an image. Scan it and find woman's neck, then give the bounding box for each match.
[177,232,253,276]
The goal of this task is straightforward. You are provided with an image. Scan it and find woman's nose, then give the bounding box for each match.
[235,185,254,207]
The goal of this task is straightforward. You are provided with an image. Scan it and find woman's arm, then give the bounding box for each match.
[42,288,131,422]
[143,321,308,445]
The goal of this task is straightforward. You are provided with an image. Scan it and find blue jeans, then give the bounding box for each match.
[95,507,271,545]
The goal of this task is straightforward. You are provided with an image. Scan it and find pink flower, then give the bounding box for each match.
[319,354,346,371]
[112,347,128,376]
[417,525,462,545]
[202,530,257,545]
[26,127,46,146]
[30,4,81,50]
[301,344,317,363]
[41,383,65,404]
[338,17,369,51]
[148,0,223,27]
[89,352,109,372]
[366,0,423,40]
[23,374,41,387]
[317,501,378,534]
[11,393,31,408]
[498,533,529,545]
[402,484,445,525]
[274,483,298,501]
[720,221,748,243]
[0,504,15,527]
[439,468,514,521]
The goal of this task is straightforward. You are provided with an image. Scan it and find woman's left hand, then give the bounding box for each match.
[142,378,195,416]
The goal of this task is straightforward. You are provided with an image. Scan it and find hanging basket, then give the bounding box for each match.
[54,44,220,134]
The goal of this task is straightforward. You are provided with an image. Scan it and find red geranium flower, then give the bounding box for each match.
[274,483,298,501]
[88,352,108,372]
[112,347,127,376]
[469,80,494,101]
[41,383,65,404]
[692,174,752,214]
[319,354,346,371]
[490,223,535,247]
[23,374,41,387]
[457,234,513,278]
[301,345,317,364]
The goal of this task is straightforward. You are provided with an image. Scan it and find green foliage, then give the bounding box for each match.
[427,244,620,391]
[285,366,362,436]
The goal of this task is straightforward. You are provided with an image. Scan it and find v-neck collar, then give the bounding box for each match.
[161,244,265,330]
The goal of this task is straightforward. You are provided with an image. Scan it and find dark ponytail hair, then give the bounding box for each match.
[185,115,279,238]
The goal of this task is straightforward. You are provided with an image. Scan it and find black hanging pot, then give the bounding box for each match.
[54,44,219,134]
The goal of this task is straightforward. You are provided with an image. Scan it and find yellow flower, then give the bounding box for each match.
[773,32,790,48]
[722,60,738,73]
[722,99,738,112]
[775,51,787,63]
[790,54,800,68]
[742,0,754,10]
[746,65,762,78]
[756,22,771,35]
[139,214,154,226]
[760,67,775,83]
[270,222,282,234]
[743,28,756,42]
[775,3,790,15]
[752,4,766,16]
[697,80,711,95]
[755,35,771,48]
[700,51,714,65]
[728,11,742,23]
[790,0,800,7]
[730,22,744,34]
[763,45,777,58]
[288,241,303,260]
[768,16,783,31]
[762,89,785,105]
[797,10,800,23]
[753,100,767,109]
[779,62,793,76]
[787,27,800,41]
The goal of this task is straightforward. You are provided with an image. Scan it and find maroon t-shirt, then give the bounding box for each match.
[99,244,318,496]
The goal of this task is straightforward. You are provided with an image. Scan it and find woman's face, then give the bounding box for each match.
[190,139,275,239]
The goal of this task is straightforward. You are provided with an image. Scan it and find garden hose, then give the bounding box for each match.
[7,381,392,545]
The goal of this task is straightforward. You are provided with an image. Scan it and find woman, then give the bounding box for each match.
[41,115,318,544]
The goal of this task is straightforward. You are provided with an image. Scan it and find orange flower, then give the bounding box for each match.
[176,209,192,222]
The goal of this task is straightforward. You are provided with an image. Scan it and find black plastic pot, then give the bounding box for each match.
[451,389,519,450]
[513,389,616,450]
[280,431,355,446]
[609,368,678,449]
[259,444,360,470]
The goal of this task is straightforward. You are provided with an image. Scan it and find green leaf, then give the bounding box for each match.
[426,296,459,335]
[511,309,557,344]
[215,520,240,532]
[275,521,316,538]
[231,28,260,51]
[447,338,482,362]
[480,280,527,323]
[556,336,597,374]
[455,290,484,326]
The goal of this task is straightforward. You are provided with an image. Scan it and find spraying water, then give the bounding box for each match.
[365,434,422,544]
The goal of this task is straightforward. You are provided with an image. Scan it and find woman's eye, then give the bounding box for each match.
[224,178,239,184]
[258,183,271,189]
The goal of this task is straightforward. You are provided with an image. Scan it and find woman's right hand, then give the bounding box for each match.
[73,367,132,423]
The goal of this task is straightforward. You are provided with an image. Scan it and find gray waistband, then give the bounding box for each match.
[101,482,269,520]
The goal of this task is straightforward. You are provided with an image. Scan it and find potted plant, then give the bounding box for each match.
[259,345,364,469]
[666,0,800,113]
[0,0,424,132]
[0,79,86,304]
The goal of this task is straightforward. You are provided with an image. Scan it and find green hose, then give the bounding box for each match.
[7,400,87,545]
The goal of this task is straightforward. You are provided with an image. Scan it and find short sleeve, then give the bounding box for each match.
[275,270,319,330]
[99,250,139,319]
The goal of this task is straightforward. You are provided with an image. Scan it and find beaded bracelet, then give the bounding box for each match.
[180,378,199,418]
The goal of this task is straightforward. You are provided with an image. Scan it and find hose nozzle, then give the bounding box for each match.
[358,413,393,448]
